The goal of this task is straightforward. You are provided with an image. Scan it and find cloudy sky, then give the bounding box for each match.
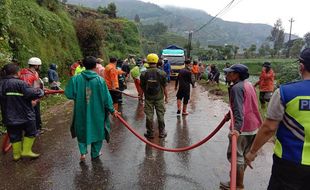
[141,0,309,37]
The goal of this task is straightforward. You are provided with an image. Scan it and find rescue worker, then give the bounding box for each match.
[245,48,310,189]
[74,62,85,75]
[70,60,81,76]
[220,64,262,190]
[130,60,144,102]
[192,60,199,81]
[47,63,60,90]
[208,64,220,84]
[140,53,168,139]
[175,60,195,115]
[65,56,118,162]
[254,62,275,109]
[19,57,43,134]
[0,63,44,161]
[95,58,105,78]
[163,58,171,82]
[104,57,124,112]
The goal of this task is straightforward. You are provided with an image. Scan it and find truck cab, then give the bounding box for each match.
[161,45,185,78]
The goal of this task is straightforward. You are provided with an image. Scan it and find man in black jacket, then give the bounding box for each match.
[0,63,44,161]
[175,60,195,115]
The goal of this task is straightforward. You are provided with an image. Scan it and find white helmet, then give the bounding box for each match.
[28,57,42,66]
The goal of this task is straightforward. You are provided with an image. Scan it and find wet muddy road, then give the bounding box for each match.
[0,82,273,190]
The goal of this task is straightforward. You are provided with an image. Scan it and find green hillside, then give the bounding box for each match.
[0,0,142,76]
[0,0,82,75]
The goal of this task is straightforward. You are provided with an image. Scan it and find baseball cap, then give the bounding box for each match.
[223,64,249,80]
[299,48,310,65]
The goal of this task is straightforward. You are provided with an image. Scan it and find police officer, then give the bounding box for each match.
[140,53,168,139]
[245,48,310,189]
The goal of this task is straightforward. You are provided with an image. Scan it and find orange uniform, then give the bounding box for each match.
[104,63,124,89]
[192,64,199,74]
[256,69,275,92]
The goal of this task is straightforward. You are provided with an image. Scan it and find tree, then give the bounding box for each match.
[97,3,117,18]
[75,18,105,57]
[249,44,257,57]
[233,46,239,59]
[290,39,305,57]
[258,43,271,57]
[268,19,285,57]
[304,32,310,48]
[134,14,140,23]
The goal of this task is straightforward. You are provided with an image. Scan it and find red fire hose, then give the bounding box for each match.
[44,89,64,95]
[117,114,227,152]
[110,89,140,99]
[229,110,238,190]
[43,88,140,99]
[2,133,11,154]
[117,111,237,190]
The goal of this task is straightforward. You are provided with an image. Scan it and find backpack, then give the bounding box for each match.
[145,70,161,95]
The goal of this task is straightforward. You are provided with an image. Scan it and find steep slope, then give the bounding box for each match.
[0,0,82,75]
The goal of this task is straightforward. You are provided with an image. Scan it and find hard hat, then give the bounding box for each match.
[146,53,159,64]
[28,57,42,66]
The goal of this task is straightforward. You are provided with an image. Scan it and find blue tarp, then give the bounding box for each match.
[165,45,183,50]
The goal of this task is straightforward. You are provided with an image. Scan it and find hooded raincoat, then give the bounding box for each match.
[65,70,114,144]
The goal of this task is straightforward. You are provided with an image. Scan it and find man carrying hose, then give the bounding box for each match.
[220,64,262,190]
[246,48,310,189]
[65,56,119,162]
[140,53,168,139]
[0,63,44,161]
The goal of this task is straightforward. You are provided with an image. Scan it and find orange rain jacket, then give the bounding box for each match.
[255,69,275,92]
[104,63,124,89]
[192,65,199,74]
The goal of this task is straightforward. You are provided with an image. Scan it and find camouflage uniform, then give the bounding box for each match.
[140,67,167,138]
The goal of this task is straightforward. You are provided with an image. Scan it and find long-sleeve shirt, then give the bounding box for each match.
[0,76,44,126]
[255,69,275,92]
[229,80,262,133]
[104,63,124,89]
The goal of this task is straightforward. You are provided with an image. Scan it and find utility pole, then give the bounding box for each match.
[187,31,193,60]
[287,18,294,58]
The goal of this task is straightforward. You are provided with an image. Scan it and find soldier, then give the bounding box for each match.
[140,53,168,139]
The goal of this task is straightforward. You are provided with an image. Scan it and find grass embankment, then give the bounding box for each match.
[205,58,300,85]
[0,0,82,76]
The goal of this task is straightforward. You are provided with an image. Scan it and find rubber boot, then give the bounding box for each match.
[182,104,189,115]
[12,142,22,161]
[177,100,182,115]
[21,137,40,158]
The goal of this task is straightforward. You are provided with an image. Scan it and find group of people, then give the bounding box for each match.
[1,47,310,190]
[220,49,310,190]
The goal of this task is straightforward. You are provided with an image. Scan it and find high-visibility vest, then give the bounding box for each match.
[275,80,310,165]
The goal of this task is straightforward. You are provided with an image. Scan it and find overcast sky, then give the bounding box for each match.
[140,0,309,37]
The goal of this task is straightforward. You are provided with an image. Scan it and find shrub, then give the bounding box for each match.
[75,18,105,57]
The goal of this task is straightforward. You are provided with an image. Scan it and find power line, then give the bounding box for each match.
[194,0,235,33]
